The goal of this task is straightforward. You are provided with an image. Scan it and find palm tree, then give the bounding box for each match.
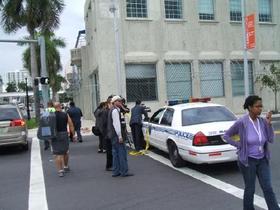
[0,0,64,120]
[22,32,66,100]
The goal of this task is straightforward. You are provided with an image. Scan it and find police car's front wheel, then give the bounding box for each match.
[167,141,185,168]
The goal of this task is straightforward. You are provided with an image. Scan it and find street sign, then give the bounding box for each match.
[246,14,255,49]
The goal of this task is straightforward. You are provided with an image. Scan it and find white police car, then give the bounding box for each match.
[143,99,238,167]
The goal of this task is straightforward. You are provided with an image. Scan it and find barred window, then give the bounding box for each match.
[126,64,157,102]
[198,0,215,20]
[165,63,192,100]
[230,0,242,21]
[165,0,183,19]
[259,0,272,22]
[231,61,254,96]
[126,0,147,18]
[199,62,224,97]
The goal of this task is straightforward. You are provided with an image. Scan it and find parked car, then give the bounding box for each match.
[142,100,238,167]
[17,103,25,110]
[0,104,28,150]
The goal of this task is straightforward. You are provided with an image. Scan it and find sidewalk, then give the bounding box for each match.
[81,119,94,135]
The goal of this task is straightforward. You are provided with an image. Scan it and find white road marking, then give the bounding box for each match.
[146,151,269,210]
[28,137,48,210]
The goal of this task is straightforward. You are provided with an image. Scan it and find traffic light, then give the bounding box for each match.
[34,78,39,86]
[40,77,49,85]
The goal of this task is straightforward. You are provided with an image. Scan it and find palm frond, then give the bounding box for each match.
[1,0,25,33]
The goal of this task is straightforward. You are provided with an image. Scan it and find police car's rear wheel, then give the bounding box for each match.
[167,141,185,168]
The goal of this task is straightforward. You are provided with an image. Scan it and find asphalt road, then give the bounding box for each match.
[0,121,279,210]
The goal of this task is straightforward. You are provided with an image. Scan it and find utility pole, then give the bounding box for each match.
[25,78,31,120]
[241,0,249,97]
[110,0,122,96]
[38,36,49,108]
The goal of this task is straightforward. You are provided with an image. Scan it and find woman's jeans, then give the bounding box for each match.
[238,157,280,210]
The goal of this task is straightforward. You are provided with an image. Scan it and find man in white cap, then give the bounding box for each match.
[107,95,133,177]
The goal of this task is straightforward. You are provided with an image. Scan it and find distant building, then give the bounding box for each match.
[0,75,3,93]
[6,70,32,86]
[71,0,280,119]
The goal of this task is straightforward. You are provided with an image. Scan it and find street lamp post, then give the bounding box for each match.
[241,0,249,97]
[25,78,31,120]
[110,0,122,96]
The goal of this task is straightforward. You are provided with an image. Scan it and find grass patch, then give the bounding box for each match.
[26,118,38,129]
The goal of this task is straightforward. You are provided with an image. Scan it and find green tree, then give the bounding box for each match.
[256,63,280,113]
[22,32,66,100]
[5,81,17,92]
[0,0,64,120]
[17,81,32,92]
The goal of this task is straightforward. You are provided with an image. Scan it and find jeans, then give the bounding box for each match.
[76,128,82,141]
[69,127,82,142]
[238,157,280,210]
[111,136,128,176]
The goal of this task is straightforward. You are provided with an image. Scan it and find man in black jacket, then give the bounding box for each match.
[67,102,83,142]
[129,100,148,151]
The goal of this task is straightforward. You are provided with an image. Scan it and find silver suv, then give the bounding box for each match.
[0,104,28,150]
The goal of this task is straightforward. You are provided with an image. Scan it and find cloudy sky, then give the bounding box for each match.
[0,0,86,79]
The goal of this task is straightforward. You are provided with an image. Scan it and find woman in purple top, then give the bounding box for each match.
[224,95,279,210]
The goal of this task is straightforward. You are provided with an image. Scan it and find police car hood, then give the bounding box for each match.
[181,120,235,136]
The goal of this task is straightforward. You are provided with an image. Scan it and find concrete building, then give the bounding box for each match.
[71,0,280,119]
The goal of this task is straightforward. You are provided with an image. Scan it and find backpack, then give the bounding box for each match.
[37,111,57,141]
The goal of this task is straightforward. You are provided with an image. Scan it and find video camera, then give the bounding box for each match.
[141,103,151,113]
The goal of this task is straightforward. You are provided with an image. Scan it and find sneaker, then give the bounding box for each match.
[106,167,113,171]
[98,149,103,153]
[121,173,134,177]
[64,166,70,173]
[79,139,83,143]
[58,171,64,177]
[112,173,120,177]
[102,150,107,153]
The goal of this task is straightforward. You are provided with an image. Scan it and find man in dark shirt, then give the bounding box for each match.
[67,102,83,142]
[129,100,148,151]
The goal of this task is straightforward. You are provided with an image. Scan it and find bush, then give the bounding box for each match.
[26,118,38,129]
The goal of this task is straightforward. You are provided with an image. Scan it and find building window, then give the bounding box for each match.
[259,0,272,22]
[126,0,147,18]
[126,64,157,102]
[165,63,192,100]
[199,62,224,97]
[230,0,242,21]
[165,0,183,19]
[198,0,215,20]
[231,61,254,96]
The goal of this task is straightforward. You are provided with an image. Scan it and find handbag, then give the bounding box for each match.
[92,126,101,136]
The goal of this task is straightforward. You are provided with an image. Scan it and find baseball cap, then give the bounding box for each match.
[111,95,122,103]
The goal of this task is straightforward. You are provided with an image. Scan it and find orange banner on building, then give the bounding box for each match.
[246,14,255,49]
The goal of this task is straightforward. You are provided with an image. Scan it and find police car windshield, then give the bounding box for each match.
[182,106,237,126]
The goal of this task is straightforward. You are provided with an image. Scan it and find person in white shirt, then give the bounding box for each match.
[107,95,133,177]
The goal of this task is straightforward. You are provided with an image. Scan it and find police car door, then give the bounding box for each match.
[157,108,174,152]
[148,108,165,148]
